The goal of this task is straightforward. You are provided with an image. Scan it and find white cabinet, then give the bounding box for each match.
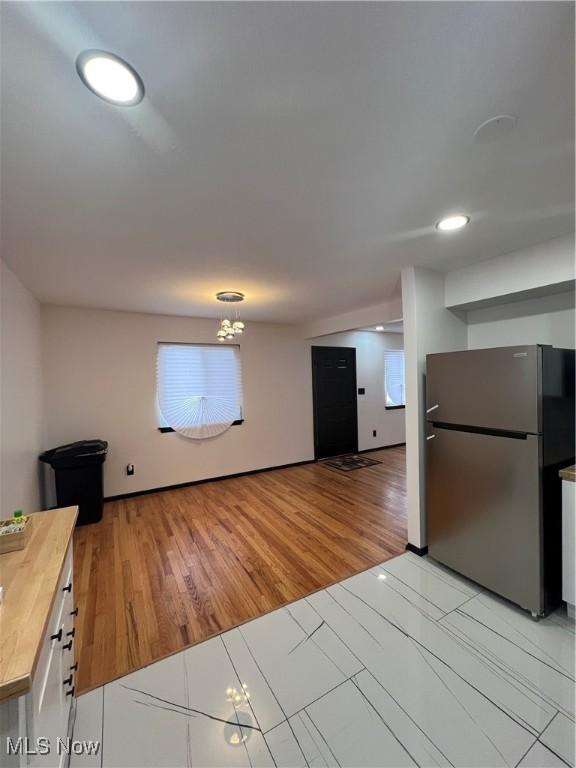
[1,543,76,768]
[561,478,575,619]
[29,544,75,767]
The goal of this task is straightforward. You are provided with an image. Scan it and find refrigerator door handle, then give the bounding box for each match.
[427,404,439,414]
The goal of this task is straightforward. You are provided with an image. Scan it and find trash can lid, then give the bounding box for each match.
[40,440,108,462]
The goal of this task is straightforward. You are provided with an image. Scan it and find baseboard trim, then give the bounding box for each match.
[358,442,406,453]
[405,543,429,557]
[105,443,407,502]
[104,459,315,502]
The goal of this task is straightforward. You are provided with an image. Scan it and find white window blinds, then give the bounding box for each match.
[157,343,243,439]
[384,350,405,407]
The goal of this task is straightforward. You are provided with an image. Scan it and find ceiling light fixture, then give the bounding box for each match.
[376,325,385,331]
[76,50,144,106]
[216,292,246,341]
[436,214,470,232]
[215,291,245,303]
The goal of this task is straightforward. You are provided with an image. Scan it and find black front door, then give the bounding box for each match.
[312,346,358,459]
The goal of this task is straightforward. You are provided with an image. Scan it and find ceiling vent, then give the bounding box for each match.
[473,115,517,143]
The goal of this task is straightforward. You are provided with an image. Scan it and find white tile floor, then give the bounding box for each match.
[71,553,575,768]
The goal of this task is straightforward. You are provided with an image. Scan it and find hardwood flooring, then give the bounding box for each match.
[73,446,407,693]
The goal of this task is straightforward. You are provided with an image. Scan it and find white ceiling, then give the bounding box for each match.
[1,2,574,322]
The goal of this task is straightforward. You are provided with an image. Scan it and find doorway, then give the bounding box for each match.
[312,346,358,459]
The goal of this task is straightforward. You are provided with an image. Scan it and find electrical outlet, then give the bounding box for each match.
[373,430,377,437]
[127,464,135,476]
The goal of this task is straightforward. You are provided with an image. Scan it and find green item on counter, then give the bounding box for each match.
[13,510,23,518]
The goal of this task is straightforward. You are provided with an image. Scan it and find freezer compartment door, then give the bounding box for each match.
[426,346,540,433]
[427,427,542,614]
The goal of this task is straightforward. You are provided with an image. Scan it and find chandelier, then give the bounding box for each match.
[216,292,245,341]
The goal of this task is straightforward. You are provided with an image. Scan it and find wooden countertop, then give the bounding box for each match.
[0,507,77,703]
[560,465,576,482]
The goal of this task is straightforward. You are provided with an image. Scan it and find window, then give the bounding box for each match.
[384,349,405,409]
[157,343,243,439]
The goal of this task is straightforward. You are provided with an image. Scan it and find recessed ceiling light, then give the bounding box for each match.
[76,50,144,106]
[375,325,385,331]
[436,214,470,232]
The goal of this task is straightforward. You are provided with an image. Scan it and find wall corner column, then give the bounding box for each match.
[401,266,468,551]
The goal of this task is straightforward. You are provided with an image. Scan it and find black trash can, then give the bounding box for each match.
[39,440,108,525]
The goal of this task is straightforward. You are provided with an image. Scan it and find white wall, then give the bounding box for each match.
[401,267,468,549]
[0,261,44,516]
[467,291,575,350]
[302,296,402,339]
[445,235,575,309]
[42,306,315,497]
[311,330,405,451]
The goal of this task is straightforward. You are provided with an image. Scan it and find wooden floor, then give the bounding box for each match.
[73,446,407,693]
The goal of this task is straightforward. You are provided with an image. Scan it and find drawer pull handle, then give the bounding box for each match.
[65,687,75,697]
[63,640,73,651]
[62,583,72,593]
[50,629,63,642]
[69,663,78,672]
[66,628,76,638]
[70,607,79,617]
[63,675,73,687]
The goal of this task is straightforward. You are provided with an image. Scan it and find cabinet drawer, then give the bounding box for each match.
[27,541,75,766]
[30,543,74,722]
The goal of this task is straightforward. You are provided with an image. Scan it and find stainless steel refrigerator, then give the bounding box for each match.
[426,345,575,616]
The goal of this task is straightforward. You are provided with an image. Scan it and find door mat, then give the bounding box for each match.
[321,454,382,471]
